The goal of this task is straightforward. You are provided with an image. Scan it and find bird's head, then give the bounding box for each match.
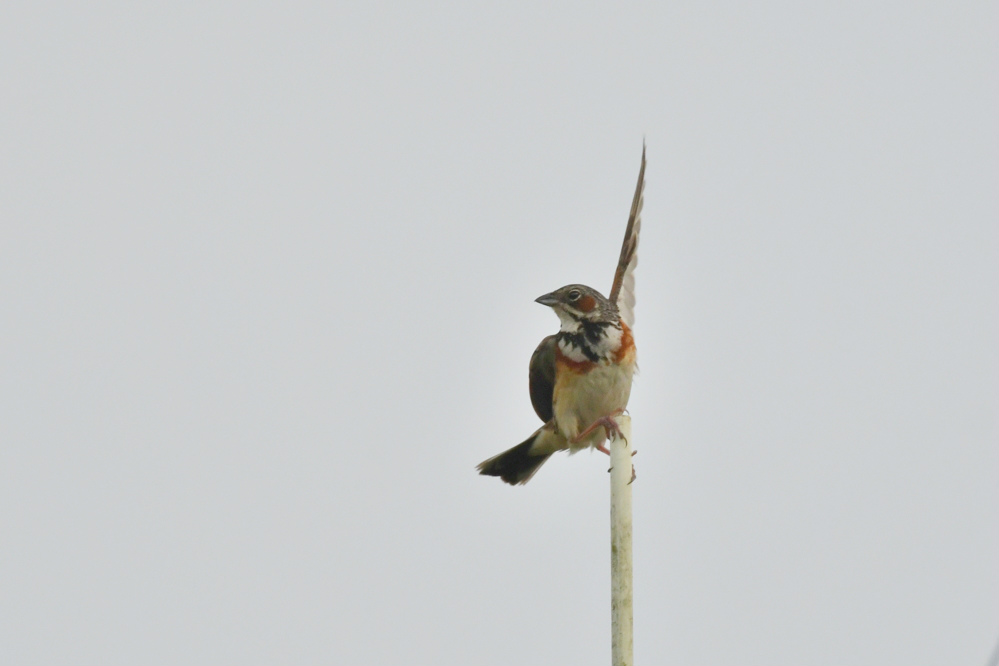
[535,284,618,331]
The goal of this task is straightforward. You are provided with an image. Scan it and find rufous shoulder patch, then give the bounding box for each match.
[614,321,636,364]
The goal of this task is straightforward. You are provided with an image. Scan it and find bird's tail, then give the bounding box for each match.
[477,430,554,485]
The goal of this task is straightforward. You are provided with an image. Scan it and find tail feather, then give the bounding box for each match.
[477,432,553,485]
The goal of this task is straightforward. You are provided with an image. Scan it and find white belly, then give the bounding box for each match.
[554,360,634,451]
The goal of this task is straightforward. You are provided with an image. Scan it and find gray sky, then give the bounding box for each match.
[2,2,997,665]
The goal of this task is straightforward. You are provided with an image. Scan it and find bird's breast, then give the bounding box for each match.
[552,332,636,449]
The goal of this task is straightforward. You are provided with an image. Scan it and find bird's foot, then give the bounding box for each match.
[574,409,627,445]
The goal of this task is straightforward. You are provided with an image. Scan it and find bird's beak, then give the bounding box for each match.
[535,292,560,307]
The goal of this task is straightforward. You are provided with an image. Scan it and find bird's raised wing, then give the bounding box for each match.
[608,145,645,329]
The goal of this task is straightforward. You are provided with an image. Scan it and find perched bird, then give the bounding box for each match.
[478,147,645,485]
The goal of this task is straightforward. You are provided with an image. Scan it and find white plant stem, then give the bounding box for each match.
[610,414,634,666]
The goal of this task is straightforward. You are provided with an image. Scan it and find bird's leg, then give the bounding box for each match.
[583,409,635,481]
[573,408,627,446]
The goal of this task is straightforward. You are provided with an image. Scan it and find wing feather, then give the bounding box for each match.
[528,335,557,423]
[608,144,645,328]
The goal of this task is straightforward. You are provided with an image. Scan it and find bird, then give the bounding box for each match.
[478,146,645,485]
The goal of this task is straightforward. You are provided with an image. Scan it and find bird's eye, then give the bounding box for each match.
[568,289,581,301]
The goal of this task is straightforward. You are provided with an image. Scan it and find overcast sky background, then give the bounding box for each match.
[2,2,997,665]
